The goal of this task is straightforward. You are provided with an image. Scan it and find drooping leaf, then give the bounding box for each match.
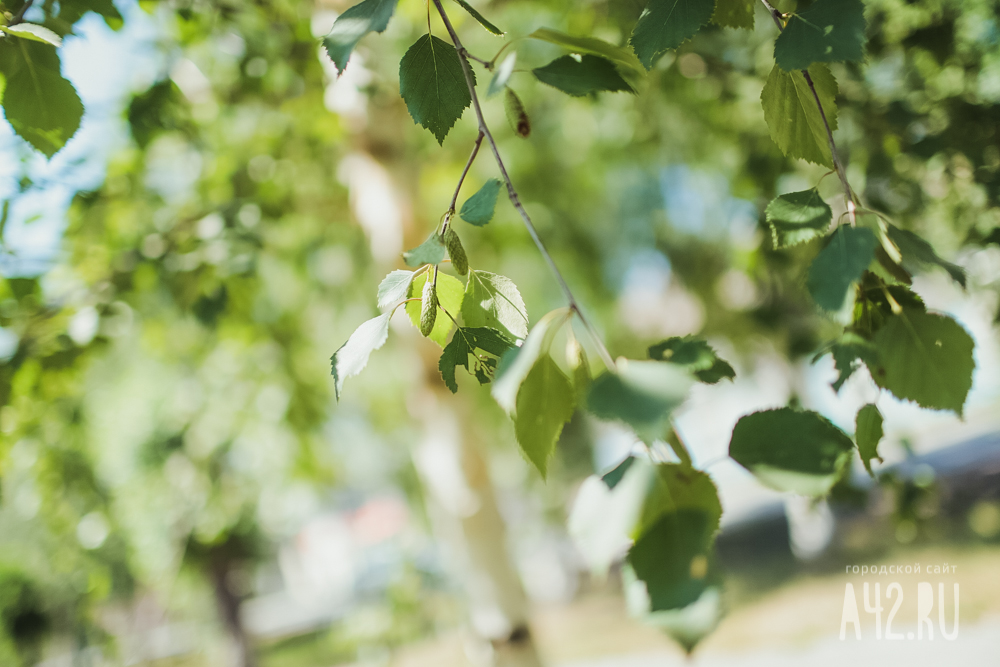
[528,28,645,89]
[377,269,415,310]
[55,0,124,31]
[1,23,63,46]
[774,0,866,72]
[533,55,635,97]
[399,34,474,145]
[853,276,927,338]
[323,0,398,75]
[648,336,735,384]
[402,231,446,267]
[712,0,754,30]
[0,40,83,157]
[586,360,695,443]
[855,403,883,477]
[638,464,722,537]
[601,456,636,489]
[405,272,465,348]
[870,309,975,415]
[886,226,966,287]
[503,87,530,137]
[439,326,516,393]
[630,0,716,70]
[814,332,877,391]
[331,312,392,399]
[728,407,855,495]
[451,0,504,36]
[765,189,833,248]
[566,334,592,402]
[460,178,503,226]
[760,63,839,168]
[807,226,877,311]
[462,270,529,340]
[487,52,516,97]
[493,308,571,413]
[515,355,576,478]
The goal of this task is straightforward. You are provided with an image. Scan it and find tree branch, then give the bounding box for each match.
[448,130,484,215]
[430,0,616,370]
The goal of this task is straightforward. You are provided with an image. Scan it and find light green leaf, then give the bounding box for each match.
[323,0,398,75]
[451,0,503,36]
[629,0,716,70]
[728,407,855,496]
[871,309,975,415]
[765,189,833,248]
[402,231,446,267]
[638,464,722,538]
[487,52,516,97]
[807,226,877,311]
[460,178,503,226]
[712,0,754,30]
[886,226,966,287]
[0,40,83,158]
[1,23,63,47]
[462,270,529,340]
[586,359,695,443]
[377,269,415,310]
[331,312,392,399]
[648,336,735,384]
[405,272,465,348]
[515,354,576,478]
[528,28,645,89]
[760,63,839,168]
[533,54,635,96]
[774,0,866,72]
[855,403,883,477]
[493,308,571,413]
[399,34,474,145]
[438,326,516,393]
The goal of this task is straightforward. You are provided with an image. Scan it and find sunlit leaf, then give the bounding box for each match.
[377,270,415,310]
[462,270,528,340]
[765,189,832,248]
[405,272,465,348]
[331,312,392,399]
[515,354,575,478]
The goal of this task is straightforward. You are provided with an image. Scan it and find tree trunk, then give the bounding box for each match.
[207,557,257,667]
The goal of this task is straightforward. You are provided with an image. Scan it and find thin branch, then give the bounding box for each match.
[430,0,616,370]
[448,130,484,214]
[11,0,35,25]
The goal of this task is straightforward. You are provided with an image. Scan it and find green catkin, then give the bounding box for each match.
[419,280,438,337]
[444,227,468,275]
[503,88,530,138]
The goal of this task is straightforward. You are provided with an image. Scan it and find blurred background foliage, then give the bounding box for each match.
[1,0,999,665]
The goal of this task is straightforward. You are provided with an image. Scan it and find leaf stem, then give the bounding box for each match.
[431,0,616,370]
[447,130,484,218]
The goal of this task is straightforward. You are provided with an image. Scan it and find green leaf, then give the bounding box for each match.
[451,0,504,36]
[586,360,695,443]
[323,0,398,75]
[403,231,446,267]
[528,28,645,89]
[1,24,63,47]
[648,336,735,384]
[331,312,392,399]
[399,34,474,145]
[0,40,83,158]
[462,270,529,340]
[815,332,877,391]
[460,178,503,226]
[774,0,866,72]
[601,456,636,489]
[760,63,839,168]
[807,226,877,311]
[638,464,722,537]
[629,0,716,70]
[439,327,516,393]
[493,308,571,412]
[567,335,592,403]
[765,189,833,248]
[886,226,966,287]
[855,403,883,477]
[712,0,754,30]
[405,271,465,348]
[728,407,855,496]
[55,0,124,31]
[533,54,635,97]
[377,269,415,310]
[627,510,718,611]
[515,354,576,478]
[870,309,975,415]
[487,52,516,97]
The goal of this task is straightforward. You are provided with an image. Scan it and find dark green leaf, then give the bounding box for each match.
[601,456,635,489]
[870,309,975,415]
[760,63,839,168]
[765,189,833,248]
[774,0,866,72]
[439,327,516,393]
[402,231,446,267]
[515,354,576,478]
[807,226,877,311]
[648,336,735,384]
[528,28,645,89]
[886,226,966,287]
[629,0,716,70]
[586,360,694,443]
[728,407,855,495]
[460,178,503,226]
[331,312,392,399]
[399,34,474,145]
[814,332,877,391]
[462,270,529,340]
[627,510,717,611]
[712,0,754,30]
[855,403,883,477]
[323,0,398,75]
[405,271,465,348]
[533,55,635,97]
[56,0,124,31]
[451,0,503,36]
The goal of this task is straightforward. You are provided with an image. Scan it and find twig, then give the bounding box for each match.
[11,0,34,25]
[448,130,484,215]
[430,0,616,370]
